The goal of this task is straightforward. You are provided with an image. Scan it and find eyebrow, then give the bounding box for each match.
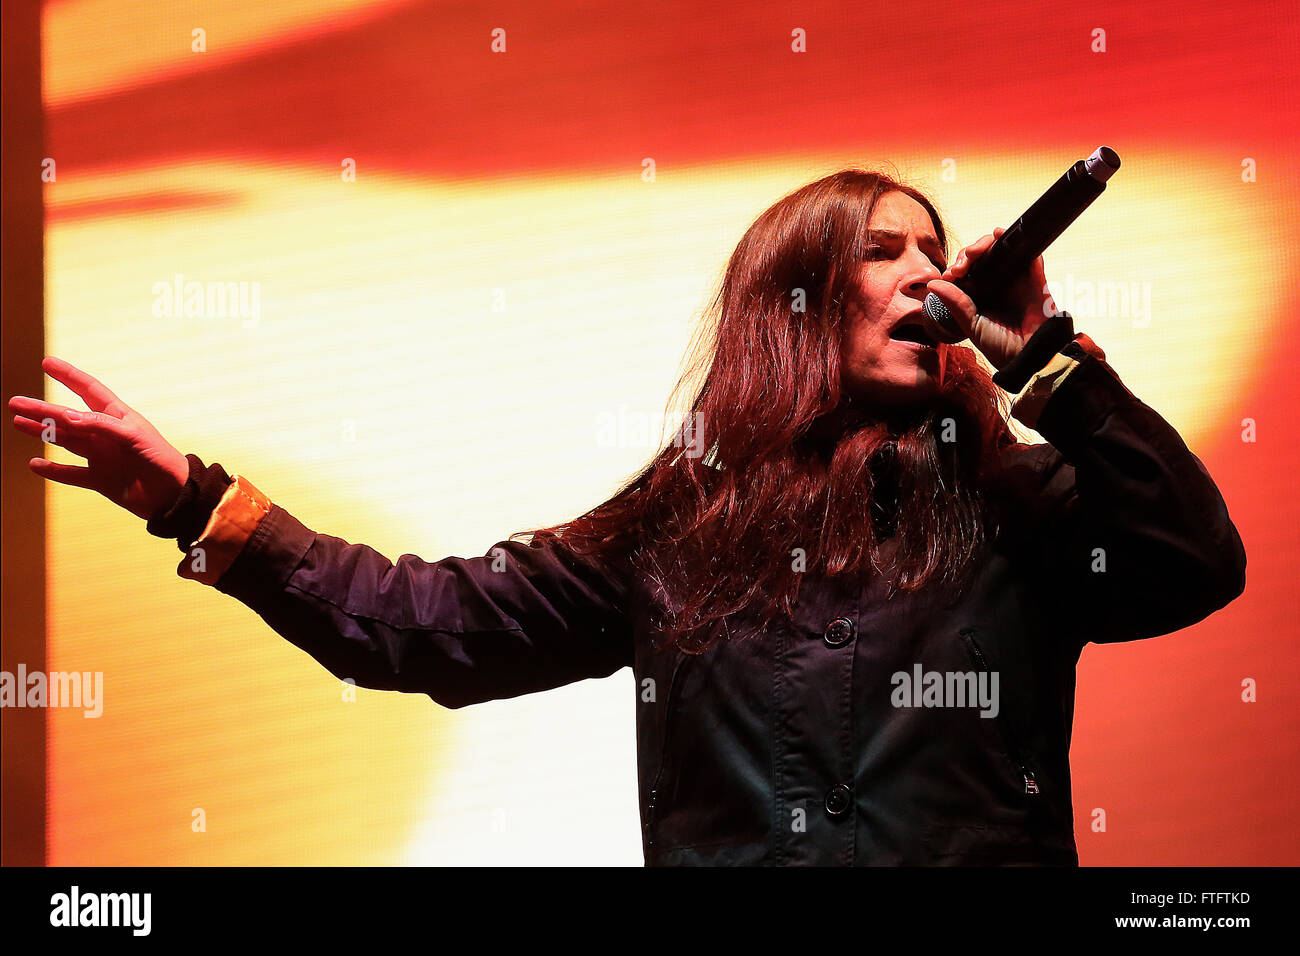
[866,229,946,262]
[863,227,946,265]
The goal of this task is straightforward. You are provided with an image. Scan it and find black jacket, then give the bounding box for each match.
[170,347,1246,865]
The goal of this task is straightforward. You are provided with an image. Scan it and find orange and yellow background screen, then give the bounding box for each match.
[32,0,1300,864]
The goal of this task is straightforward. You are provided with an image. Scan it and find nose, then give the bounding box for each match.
[902,253,942,298]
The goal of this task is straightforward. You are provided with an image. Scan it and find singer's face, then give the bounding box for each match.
[841,191,948,406]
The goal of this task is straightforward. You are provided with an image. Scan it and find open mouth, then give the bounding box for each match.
[889,320,938,347]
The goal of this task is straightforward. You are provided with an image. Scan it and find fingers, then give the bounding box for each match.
[924,277,978,335]
[27,458,97,490]
[40,356,126,414]
[7,395,131,441]
[945,228,1005,280]
[12,415,52,441]
[10,414,94,459]
[9,394,80,423]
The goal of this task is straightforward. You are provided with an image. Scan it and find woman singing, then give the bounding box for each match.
[9,168,1246,865]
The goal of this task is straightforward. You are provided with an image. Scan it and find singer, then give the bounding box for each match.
[8,167,1246,865]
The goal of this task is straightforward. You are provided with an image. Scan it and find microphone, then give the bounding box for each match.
[922,146,1121,344]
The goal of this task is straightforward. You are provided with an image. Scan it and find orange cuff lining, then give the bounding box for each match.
[176,474,272,586]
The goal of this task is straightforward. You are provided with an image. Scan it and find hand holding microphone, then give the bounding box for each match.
[921,146,1121,370]
[925,226,1054,372]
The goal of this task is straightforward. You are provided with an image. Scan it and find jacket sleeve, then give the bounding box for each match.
[1007,342,1247,647]
[170,472,636,709]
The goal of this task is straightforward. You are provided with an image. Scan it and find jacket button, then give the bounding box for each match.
[825,783,852,817]
[823,617,854,647]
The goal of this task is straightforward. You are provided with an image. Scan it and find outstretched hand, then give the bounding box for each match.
[9,357,189,520]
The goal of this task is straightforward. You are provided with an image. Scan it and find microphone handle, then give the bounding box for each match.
[959,160,1105,310]
[924,147,1120,342]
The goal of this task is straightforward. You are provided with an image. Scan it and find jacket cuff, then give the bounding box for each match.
[1017,342,1136,461]
[176,474,273,586]
[212,503,317,602]
[1010,333,1108,431]
[991,311,1076,393]
[146,454,234,552]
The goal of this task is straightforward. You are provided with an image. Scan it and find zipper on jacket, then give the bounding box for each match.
[644,655,687,850]
[959,627,1039,796]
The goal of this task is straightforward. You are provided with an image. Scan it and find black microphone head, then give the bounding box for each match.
[922,293,968,344]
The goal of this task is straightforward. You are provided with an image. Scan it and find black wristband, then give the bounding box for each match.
[990,311,1076,394]
[1058,337,1092,363]
[145,453,234,552]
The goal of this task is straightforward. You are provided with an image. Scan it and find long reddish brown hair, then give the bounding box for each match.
[521,168,1019,654]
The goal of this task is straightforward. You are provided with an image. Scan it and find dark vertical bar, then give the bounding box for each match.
[1,0,47,866]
